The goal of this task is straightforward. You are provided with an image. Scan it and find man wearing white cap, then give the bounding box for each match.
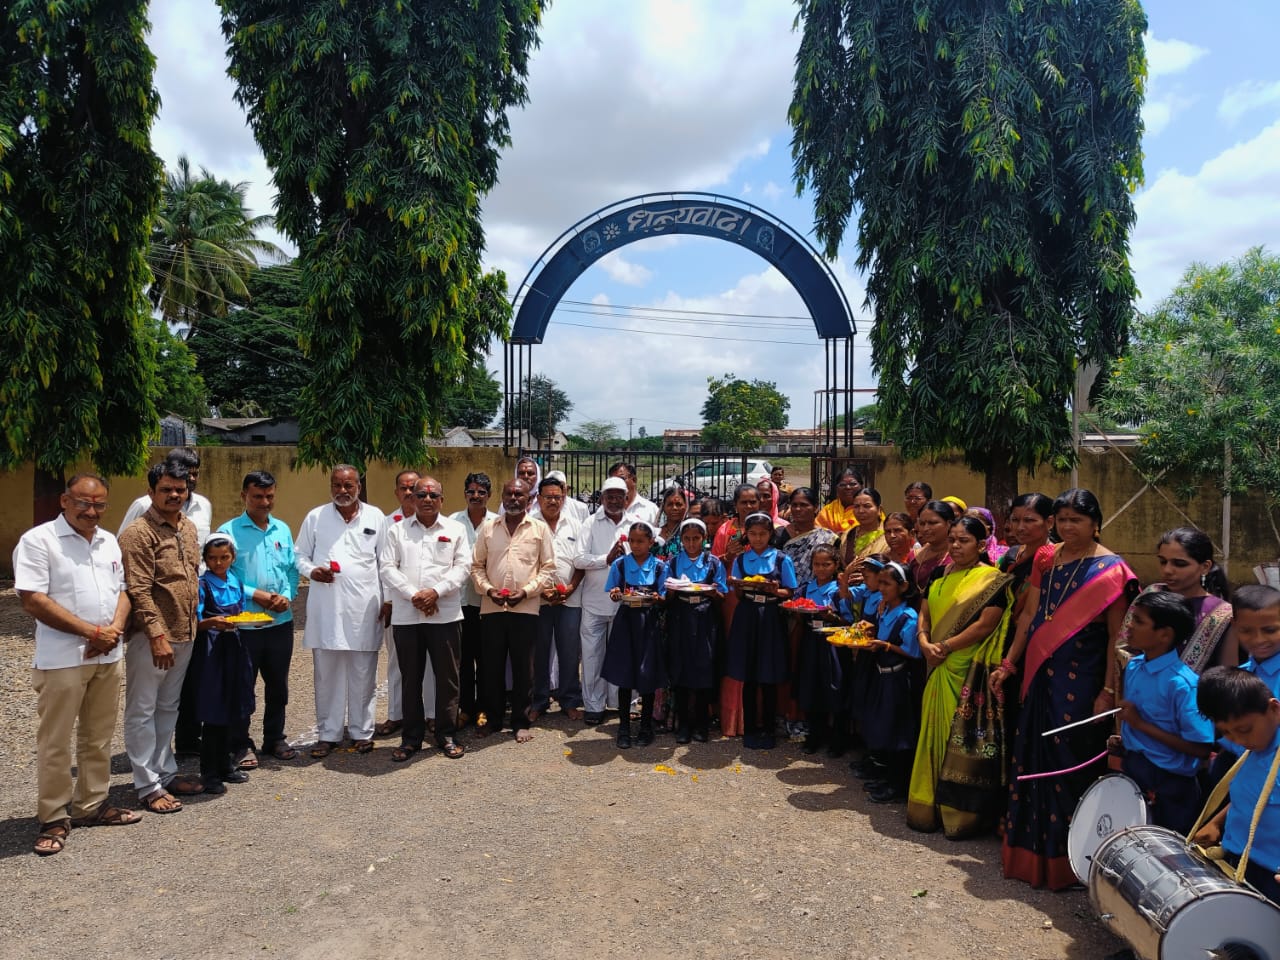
[608,461,659,526]
[574,476,632,724]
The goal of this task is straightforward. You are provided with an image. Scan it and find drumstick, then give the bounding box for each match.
[1041,707,1121,738]
[1016,749,1109,782]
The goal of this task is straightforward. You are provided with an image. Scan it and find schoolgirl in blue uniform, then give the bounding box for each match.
[837,558,885,751]
[665,519,727,743]
[727,513,798,749]
[603,522,668,749]
[196,535,256,794]
[793,544,848,755]
[858,561,923,803]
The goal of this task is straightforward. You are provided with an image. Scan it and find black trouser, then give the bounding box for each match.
[459,604,483,718]
[673,686,711,735]
[393,622,461,747]
[808,711,850,750]
[868,749,913,791]
[200,723,231,778]
[233,622,294,753]
[480,612,537,732]
[174,640,204,752]
[742,682,777,737]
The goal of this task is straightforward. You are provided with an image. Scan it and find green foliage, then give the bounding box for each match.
[502,373,572,442]
[440,361,503,430]
[701,374,790,452]
[188,263,309,418]
[149,156,282,332]
[575,419,621,449]
[0,0,163,476]
[149,317,208,423]
[1101,248,1280,520]
[790,0,1146,493]
[219,1,543,470]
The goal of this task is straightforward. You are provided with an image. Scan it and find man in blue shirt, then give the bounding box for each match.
[217,470,299,764]
[1116,591,1214,834]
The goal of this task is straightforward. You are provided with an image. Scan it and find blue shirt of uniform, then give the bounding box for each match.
[1121,649,1215,777]
[877,602,921,658]
[1223,725,1280,873]
[732,547,798,588]
[199,569,247,619]
[217,513,299,626]
[800,578,840,608]
[667,550,726,593]
[1244,653,1280,698]
[605,554,666,593]
[837,584,879,623]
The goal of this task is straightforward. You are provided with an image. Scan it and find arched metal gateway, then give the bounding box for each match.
[503,191,858,453]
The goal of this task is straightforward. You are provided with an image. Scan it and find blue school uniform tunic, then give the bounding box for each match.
[860,601,923,753]
[1224,726,1280,874]
[196,570,256,726]
[726,548,795,684]
[793,578,845,714]
[665,550,725,689]
[1121,650,1214,776]
[602,554,667,691]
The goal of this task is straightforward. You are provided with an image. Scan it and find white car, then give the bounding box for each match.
[650,458,774,502]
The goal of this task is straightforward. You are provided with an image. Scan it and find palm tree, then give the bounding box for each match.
[148,155,283,333]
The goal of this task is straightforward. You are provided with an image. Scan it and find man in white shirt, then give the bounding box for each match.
[529,469,590,525]
[448,471,497,726]
[14,474,139,855]
[117,447,213,545]
[575,477,631,725]
[532,476,585,721]
[294,465,386,757]
[374,469,435,739]
[380,476,471,760]
[609,461,659,525]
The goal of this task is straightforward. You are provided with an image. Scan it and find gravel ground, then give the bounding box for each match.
[0,582,1123,960]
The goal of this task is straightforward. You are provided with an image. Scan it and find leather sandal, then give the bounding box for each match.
[310,740,337,759]
[142,791,183,814]
[354,739,375,754]
[167,776,205,796]
[441,738,465,759]
[390,744,418,762]
[71,805,141,828]
[34,819,70,856]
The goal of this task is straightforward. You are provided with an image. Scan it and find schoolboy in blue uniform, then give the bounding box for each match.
[1115,590,1214,833]
[1194,667,1280,906]
[1206,584,1280,785]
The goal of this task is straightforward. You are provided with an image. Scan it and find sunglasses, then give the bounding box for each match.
[413,491,443,500]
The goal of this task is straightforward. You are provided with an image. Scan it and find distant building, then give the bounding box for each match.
[158,414,197,447]
[461,428,567,451]
[200,417,300,445]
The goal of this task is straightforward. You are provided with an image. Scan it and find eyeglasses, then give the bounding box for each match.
[68,499,109,512]
[413,491,442,500]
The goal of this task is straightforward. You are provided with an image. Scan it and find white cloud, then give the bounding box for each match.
[1132,120,1280,306]
[595,251,654,286]
[1219,80,1280,126]
[1144,33,1208,78]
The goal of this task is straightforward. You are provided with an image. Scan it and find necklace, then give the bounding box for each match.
[1042,548,1092,621]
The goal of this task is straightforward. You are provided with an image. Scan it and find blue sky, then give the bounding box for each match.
[150,1,1280,440]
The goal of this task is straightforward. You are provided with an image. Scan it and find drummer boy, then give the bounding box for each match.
[1193,667,1280,905]
[1114,591,1215,834]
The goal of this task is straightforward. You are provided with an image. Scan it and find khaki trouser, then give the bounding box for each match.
[32,659,123,824]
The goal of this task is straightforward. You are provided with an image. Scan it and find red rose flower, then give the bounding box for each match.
[437,535,451,543]
[328,560,341,573]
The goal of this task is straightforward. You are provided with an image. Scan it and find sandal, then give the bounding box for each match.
[235,747,259,770]
[167,776,205,796]
[514,728,534,744]
[441,739,465,759]
[143,791,183,814]
[71,805,141,828]
[34,819,70,856]
[269,743,299,761]
[374,719,402,737]
[354,739,375,754]
[565,707,584,721]
[310,740,337,759]
[390,744,418,763]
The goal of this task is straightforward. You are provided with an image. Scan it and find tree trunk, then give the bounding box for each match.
[984,456,1019,542]
[33,466,64,525]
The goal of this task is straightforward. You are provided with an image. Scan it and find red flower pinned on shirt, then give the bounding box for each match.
[437,535,452,543]
[328,560,341,572]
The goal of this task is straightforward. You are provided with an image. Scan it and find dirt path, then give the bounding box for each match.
[0,585,1121,960]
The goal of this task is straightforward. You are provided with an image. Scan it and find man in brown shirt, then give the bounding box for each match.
[471,478,556,743]
[119,461,202,812]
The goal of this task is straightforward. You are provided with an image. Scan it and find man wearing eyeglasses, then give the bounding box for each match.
[532,475,585,721]
[15,474,139,855]
[379,477,470,760]
[449,472,497,726]
[118,461,202,813]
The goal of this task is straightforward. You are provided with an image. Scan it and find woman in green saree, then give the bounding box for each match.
[907,515,1013,837]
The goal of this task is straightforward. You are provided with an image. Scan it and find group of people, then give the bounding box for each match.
[14,452,1280,914]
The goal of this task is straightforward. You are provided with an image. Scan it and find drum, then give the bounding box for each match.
[1068,773,1147,883]
[1088,825,1280,960]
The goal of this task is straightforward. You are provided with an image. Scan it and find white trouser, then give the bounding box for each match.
[579,609,619,714]
[383,625,436,721]
[313,649,379,742]
[124,635,194,798]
